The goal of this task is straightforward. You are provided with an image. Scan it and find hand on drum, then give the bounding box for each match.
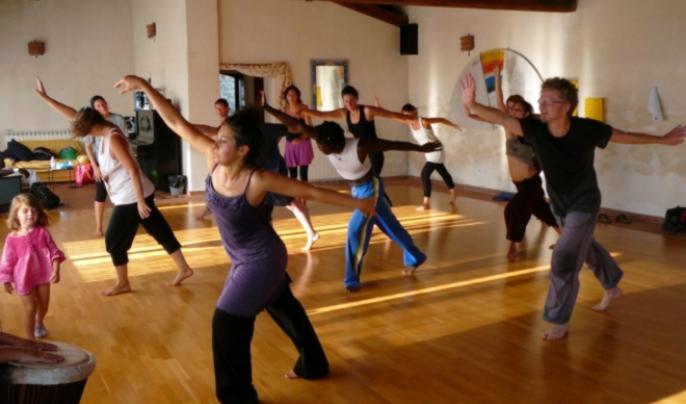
[11,348,64,364]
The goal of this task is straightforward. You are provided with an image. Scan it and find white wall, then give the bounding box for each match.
[131,0,219,191]
[0,0,135,142]
[408,0,686,217]
[219,0,410,180]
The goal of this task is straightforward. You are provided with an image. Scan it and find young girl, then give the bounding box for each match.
[0,193,65,339]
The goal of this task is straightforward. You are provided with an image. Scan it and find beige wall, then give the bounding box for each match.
[219,0,409,180]
[131,0,220,191]
[408,0,686,217]
[0,0,135,141]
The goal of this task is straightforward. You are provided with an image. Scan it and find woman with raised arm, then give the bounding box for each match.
[282,85,314,182]
[115,75,375,404]
[492,68,559,261]
[390,103,462,210]
[34,79,194,296]
[302,85,416,205]
[264,93,440,291]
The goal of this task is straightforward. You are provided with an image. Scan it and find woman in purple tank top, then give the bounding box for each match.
[115,75,375,404]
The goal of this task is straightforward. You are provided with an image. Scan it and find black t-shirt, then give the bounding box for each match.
[519,117,612,215]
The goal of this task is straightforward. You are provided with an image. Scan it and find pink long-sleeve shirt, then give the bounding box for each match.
[0,227,65,295]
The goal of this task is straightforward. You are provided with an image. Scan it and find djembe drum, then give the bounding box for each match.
[0,341,95,404]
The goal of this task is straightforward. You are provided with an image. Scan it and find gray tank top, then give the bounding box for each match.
[506,137,537,167]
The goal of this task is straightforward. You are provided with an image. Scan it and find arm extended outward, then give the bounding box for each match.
[610,126,686,145]
[34,78,78,121]
[114,76,215,161]
[462,74,523,136]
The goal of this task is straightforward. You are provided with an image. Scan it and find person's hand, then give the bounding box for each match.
[461,74,477,109]
[420,141,443,152]
[137,200,151,219]
[661,124,686,145]
[373,96,381,108]
[27,340,59,352]
[3,283,13,294]
[12,348,64,364]
[50,269,60,284]
[34,77,47,97]
[260,90,268,108]
[113,75,146,95]
[93,165,102,181]
[359,197,376,216]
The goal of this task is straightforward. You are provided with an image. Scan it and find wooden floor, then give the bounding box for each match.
[1,180,685,404]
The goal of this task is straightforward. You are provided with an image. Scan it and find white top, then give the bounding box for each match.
[410,118,444,163]
[327,137,372,181]
[83,113,131,162]
[97,128,154,205]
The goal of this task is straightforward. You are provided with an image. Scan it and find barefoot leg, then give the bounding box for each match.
[542,323,569,341]
[507,241,518,262]
[102,265,132,296]
[168,249,194,286]
[592,287,622,311]
[416,197,431,211]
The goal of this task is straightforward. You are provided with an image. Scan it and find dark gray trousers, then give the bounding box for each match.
[544,211,623,324]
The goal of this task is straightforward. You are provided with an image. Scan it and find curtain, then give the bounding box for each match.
[219,62,293,108]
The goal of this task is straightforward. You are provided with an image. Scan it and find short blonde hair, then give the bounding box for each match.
[6,193,48,231]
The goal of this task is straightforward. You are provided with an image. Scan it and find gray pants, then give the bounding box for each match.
[544,211,623,324]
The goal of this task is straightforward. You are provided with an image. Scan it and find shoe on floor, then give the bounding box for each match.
[34,324,48,339]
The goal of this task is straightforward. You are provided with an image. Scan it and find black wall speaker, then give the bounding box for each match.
[400,23,418,55]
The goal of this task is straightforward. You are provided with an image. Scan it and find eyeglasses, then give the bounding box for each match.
[538,98,565,106]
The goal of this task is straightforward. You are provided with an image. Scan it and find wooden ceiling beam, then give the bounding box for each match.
[333,2,409,26]
[318,0,578,13]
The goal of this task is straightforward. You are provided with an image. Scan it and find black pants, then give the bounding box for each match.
[105,194,181,266]
[504,174,558,242]
[212,286,329,404]
[287,166,309,182]
[94,180,107,203]
[420,162,455,197]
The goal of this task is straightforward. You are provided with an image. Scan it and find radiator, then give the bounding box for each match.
[3,129,72,148]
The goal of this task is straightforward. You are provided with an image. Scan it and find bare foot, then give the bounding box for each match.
[197,208,210,220]
[403,256,426,277]
[95,228,103,238]
[302,232,320,252]
[169,268,194,286]
[101,283,132,296]
[592,287,622,311]
[448,189,457,205]
[416,203,431,212]
[542,323,569,341]
[284,370,299,380]
[507,242,518,262]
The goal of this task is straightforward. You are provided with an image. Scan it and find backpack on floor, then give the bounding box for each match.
[74,163,94,186]
[30,182,61,209]
[662,206,686,234]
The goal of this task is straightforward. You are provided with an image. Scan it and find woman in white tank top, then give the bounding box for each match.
[34,79,194,296]
[384,103,461,211]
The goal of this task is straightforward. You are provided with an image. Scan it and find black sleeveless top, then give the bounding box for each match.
[346,105,377,140]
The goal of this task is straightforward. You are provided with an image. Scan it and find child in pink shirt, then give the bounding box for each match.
[1,193,65,339]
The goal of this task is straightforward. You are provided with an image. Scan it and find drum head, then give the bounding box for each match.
[2,341,95,385]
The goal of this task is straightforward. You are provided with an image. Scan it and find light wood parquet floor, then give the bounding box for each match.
[1,180,685,403]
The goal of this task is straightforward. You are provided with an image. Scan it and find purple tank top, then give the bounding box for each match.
[206,169,288,316]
